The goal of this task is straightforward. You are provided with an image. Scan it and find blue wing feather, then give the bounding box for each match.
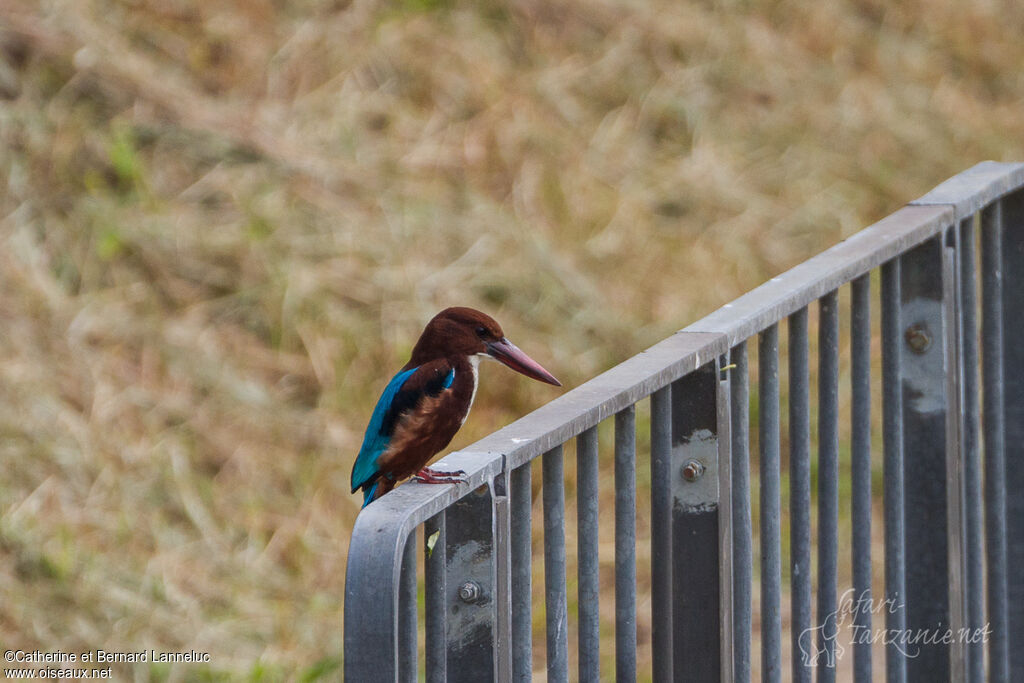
[350,367,418,494]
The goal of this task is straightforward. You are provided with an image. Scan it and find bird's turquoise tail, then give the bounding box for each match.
[361,480,380,508]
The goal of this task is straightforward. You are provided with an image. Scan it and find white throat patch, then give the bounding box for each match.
[462,355,483,425]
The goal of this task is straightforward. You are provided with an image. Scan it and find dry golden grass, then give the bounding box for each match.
[1,0,1023,679]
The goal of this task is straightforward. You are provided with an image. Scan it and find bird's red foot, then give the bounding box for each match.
[413,467,467,484]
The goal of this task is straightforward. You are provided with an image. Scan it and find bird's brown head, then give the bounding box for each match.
[409,307,561,386]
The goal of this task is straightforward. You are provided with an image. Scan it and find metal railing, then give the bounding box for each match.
[344,162,1024,682]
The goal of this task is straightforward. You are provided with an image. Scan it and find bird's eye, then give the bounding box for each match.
[475,326,488,338]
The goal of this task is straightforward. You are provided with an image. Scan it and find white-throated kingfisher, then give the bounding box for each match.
[350,307,561,507]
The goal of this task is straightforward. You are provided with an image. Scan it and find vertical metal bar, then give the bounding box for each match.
[899,235,956,683]
[789,307,812,683]
[510,464,533,683]
[817,291,840,682]
[399,531,418,683]
[615,406,638,683]
[959,216,984,683]
[759,325,782,683]
[577,427,600,682]
[982,200,1009,682]
[445,485,498,682]
[731,342,752,683]
[999,189,1024,681]
[671,360,731,683]
[425,513,447,683]
[651,385,674,682]
[851,274,873,683]
[881,258,907,683]
[943,229,968,683]
[493,474,513,683]
[719,356,736,683]
[542,445,568,683]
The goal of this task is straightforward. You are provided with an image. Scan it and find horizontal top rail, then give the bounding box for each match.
[473,330,725,470]
[684,204,951,345]
[911,160,1024,219]
[687,161,1024,346]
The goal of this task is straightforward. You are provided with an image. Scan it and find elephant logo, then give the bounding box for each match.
[798,610,845,668]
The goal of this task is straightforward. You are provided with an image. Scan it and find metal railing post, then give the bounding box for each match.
[670,358,734,683]
[443,481,502,682]
[910,160,1024,683]
[956,215,985,683]
[999,187,1024,680]
[895,234,962,682]
[943,228,968,683]
[345,515,409,682]
[981,200,1009,683]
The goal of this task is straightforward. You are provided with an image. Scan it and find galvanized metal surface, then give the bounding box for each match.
[817,291,840,683]
[943,230,968,683]
[399,533,417,683]
[1000,189,1024,682]
[957,217,985,683]
[788,308,812,683]
[850,274,873,683]
[758,325,782,683]
[542,446,568,683]
[686,205,952,344]
[614,406,638,682]
[650,386,673,683]
[344,164,1024,683]
[670,362,724,682]
[729,342,751,683]
[911,160,1024,220]
[492,474,513,682]
[881,257,907,683]
[442,485,498,683]
[425,513,446,683]
[900,237,954,682]
[981,201,1009,683]
[509,464,531,683]
[576,427,600,682]
[476,331,728,470]
[715,355,735,683]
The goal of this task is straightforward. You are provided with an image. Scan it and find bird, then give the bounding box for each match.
[350,307,561,507]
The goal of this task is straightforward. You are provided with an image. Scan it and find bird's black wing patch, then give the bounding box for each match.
[380,360,455,438]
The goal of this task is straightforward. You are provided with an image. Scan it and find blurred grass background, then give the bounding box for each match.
[1,0,1023,679]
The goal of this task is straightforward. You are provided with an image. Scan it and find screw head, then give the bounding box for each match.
[682,460,705,482]
[458,581,481,604]
[905,322,932,354]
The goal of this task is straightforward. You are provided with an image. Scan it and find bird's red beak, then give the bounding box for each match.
[486,338,561,387]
